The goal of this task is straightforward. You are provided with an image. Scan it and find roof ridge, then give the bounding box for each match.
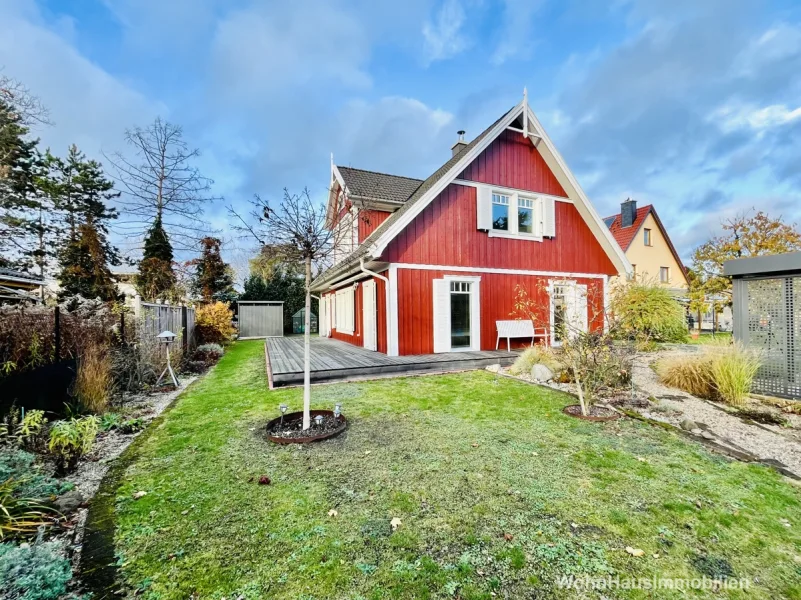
[337,165,423,182]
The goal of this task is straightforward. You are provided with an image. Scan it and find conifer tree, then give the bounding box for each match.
[58,219,118,301]
[135,215,177,300]
[191,237,235,303]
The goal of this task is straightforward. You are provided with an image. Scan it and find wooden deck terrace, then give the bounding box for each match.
[265,336,518,387]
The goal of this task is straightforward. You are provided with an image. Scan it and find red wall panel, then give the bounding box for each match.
[358,210,392,243]
[458,129,567,196]
[396,269,605,355]
[383,184,617,275]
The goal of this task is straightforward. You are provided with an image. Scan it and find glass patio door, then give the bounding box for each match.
[450,281,471,349]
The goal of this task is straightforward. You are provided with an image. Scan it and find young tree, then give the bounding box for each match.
[693,210,801,302]
[229,189,337,430]
[136,215,177,301]
[190,237,235,303]
[58,220,118,301]
[107,117,218,250]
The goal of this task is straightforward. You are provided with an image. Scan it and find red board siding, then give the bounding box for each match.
[396,269,605,355]
[358,210,392,243]
[384,183,617,275]
[458,129,567,196]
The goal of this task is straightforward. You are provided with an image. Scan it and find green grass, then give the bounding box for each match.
[112,341,801,599]
[687,332,733,345]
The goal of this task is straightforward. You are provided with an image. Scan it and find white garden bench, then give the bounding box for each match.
[495,320,549,350]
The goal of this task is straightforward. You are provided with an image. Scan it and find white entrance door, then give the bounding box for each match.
[362,280,377,351]
[320,296,331,337]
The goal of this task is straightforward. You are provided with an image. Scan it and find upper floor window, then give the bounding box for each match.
[644,228,652,246]
[492,193,509,231]
[518,197,535,234]
[660,266,670,283]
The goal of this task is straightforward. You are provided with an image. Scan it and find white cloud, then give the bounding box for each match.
[0,0,164,158]
[210,0,371,104]
[712,103,801,133]
[491,0,543,65]
[422,0,468,65]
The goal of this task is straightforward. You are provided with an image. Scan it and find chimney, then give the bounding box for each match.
[451,130,467,157]
[620,198,637,228]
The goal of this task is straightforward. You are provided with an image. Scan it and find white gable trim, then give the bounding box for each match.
[365,100,632,276]
[452,179,573,204]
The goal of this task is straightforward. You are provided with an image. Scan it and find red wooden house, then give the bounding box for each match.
[311,94,631,356]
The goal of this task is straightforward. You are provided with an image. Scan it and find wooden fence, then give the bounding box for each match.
[133,297,196,351]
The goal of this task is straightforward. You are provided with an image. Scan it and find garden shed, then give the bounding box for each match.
[725,252,801,399]
[292,308,318,334]
[237,301,284,339]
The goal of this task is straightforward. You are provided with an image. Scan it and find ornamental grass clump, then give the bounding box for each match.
[709,343,761,407]
[657,343,760,406]
[508,346,563,376]
[74,344,112,414]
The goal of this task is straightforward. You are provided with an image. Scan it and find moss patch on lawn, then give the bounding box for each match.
[112,341,801,599]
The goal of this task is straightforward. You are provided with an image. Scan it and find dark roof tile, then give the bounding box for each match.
[337,167,422,205]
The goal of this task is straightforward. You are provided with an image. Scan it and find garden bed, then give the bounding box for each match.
[265,409,347,443]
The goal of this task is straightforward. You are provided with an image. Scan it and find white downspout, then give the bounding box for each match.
[360,259,390,352]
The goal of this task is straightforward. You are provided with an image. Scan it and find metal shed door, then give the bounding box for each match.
[239,303,284,338]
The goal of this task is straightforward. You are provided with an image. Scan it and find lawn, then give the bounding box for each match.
[110,341,801,599]
[687,332,733,345]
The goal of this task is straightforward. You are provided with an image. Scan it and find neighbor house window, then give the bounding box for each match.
[492,193,509,231]
[632,264,637,280]
[644,228,652,246]
[660,267,670,283]
[334,287,355,334]
[517,197,534,234]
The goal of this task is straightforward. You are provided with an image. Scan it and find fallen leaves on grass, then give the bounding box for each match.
[390,517,402,531]
[503,533,514,541]
[258,476,271,485]
[133,491,147,500]
[328,509,338,517]
[625,547,645,557]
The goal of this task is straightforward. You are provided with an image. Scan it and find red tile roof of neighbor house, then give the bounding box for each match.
[603,205,653,251]
[603,204,688,276]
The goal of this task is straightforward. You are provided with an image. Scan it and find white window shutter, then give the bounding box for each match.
[543,197,556,237]
[476,186,492,230]
[432,279,450,353]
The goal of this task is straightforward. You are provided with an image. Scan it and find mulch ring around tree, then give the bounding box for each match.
[266,410,347,444]
[562,404,620,422]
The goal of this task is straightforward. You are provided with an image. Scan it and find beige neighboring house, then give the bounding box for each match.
[112,269,139,306]
[604,199,689,294]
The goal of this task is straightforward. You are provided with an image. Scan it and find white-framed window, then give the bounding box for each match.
[478,185,554,240]
[644,228,652,246]
[334,286,355,334]
[660,266,670,284]
[492,193,510,231]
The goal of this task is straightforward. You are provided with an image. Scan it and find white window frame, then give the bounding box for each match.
[488,189,544,241]
[644,228,652,246]
[491,193,510,232]
[660,266,670,284]
[334,286,355,334]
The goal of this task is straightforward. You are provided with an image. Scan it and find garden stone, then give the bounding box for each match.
[485,364,501,373]
[55,489,84,514]
[701,431,716,440]
[680,419,698,431]
[530,364,554,382]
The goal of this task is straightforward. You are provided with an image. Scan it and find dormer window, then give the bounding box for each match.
[492,193,510,231]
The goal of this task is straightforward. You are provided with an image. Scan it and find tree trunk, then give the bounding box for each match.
[302,255,312,430]
[572,361,587,416]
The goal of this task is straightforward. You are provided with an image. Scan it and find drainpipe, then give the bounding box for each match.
[360,259,390,350]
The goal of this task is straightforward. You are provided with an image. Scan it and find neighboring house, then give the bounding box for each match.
[603,199,689,294]
[0,268,43,303]
[310,93,631,356]
[112,269,139,305]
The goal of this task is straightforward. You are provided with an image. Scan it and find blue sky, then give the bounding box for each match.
[2,0,800,276]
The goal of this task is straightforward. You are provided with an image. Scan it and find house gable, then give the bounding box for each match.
[312,95,631,292]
